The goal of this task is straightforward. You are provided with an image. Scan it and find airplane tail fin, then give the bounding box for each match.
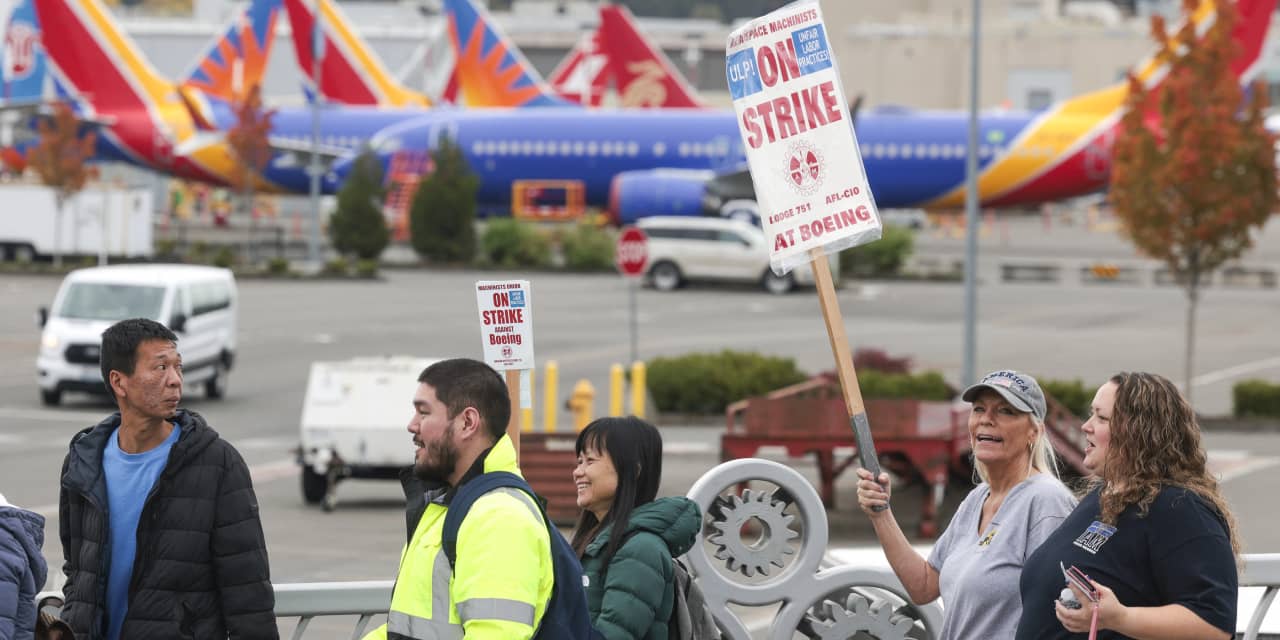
[443,0,573,108]
[2,0,50,103]
[598,4,705,108]
[179,0,281,105]
[1126,0,1274,94]
[549,32,609,106]
[32,0,177,112]
[284,0,430,107]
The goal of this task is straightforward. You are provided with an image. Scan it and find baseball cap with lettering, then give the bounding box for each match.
[961,370,1047,421]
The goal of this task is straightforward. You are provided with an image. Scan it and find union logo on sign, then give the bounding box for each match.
[782,140,824,196]
[502,346,513,358]
[5,22,37,79]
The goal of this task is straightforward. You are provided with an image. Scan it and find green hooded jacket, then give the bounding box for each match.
[580,496,701,640]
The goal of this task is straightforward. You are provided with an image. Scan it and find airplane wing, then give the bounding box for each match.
[265,135,351,165]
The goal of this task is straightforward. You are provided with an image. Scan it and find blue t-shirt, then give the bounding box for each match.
[103,423,180,640]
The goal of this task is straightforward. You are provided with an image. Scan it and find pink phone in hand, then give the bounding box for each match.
[1061,562,1100,603]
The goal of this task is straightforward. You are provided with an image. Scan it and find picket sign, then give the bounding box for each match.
[726,2,886,494]
[476,280,535,454]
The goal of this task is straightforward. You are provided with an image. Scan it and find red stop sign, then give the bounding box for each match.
[615,227,649,277]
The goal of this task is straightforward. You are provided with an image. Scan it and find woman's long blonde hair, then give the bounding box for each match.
[1094,372,1240,558]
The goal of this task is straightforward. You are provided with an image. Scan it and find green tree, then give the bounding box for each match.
[1110,0,1277,400]
[328,150,389,260]
[409,135,478,263]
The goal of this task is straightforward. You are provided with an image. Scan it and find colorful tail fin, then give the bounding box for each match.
[180,0,281,104]
[443,0,572,108]
[598,5,705,108]
[2,0,50,104]
[284,0,430,107]
[549,32,609,106]
[925,0,1277,209]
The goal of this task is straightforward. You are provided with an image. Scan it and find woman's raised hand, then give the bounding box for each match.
[855,468,892,518]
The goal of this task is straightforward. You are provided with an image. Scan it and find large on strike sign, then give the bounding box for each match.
[475,280,534,370]
[616,226,649,277]
[726,1,882,275]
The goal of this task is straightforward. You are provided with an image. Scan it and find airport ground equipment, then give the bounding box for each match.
[297,356,438,511]
[722,373,1087,537]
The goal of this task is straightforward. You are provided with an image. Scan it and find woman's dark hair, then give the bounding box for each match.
[569,416,663,569]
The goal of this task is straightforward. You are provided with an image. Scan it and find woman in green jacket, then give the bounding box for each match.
[570,417,701,640]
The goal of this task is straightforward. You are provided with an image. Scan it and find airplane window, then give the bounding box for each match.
[587,141,598,156]
[628,142,639,157]
[916,143,927,157]
[901,145,913,159]
[497,141,509,155]
[860,144,870,157]
[573,141,585,155]
[560,141,572,155]
[928,144,940,158]
[521,141,533,155]
[472,142,484,155]
[678,143,689,157]
[653,142,666,157]
[872,143,884,158]
[953,144,965,158]
[886,144,898,159]
[602,143,614,157]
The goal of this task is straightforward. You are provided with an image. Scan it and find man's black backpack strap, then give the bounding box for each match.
[439,471,598,639]
[441,471,530,568]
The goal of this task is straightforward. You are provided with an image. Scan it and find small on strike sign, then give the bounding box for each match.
[475,280,534,370]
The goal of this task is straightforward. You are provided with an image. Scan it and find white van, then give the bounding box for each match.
[36,265,238,406]
[637,216,835,294]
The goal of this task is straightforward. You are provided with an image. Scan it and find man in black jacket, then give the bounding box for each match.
[59,318,276,639]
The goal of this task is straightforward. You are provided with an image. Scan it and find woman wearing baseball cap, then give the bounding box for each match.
[1015,372,1239,640]
[855,369,1077,640]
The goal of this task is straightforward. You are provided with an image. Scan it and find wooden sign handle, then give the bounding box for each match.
[809,248,886,510]
[505,369,521,461]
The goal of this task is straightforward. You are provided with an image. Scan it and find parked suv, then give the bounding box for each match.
[36,264,238,405]
[636,216,832,294]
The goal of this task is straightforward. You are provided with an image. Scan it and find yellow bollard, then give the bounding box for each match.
[630,361,646,419]
[544,361,558,433]
[522,368,536,433]
[569,379,595,431]
[609,364,624,417]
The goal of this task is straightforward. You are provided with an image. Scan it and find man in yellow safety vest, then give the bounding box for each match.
[363,358,554,640]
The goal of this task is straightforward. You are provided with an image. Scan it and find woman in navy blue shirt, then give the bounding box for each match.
[1016,372,1239,640]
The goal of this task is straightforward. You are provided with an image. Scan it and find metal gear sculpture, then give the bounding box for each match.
[803,593,915,640]
[685,458,944,640]
[706,488,799,577]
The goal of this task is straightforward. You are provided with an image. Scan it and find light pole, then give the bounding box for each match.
[962,0,981,388]
[308,6,324,267]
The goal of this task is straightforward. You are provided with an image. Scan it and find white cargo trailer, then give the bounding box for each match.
[297,356,439,511]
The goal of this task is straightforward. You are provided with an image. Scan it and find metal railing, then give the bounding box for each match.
[274,580,391,640]
[269,553,1280,640]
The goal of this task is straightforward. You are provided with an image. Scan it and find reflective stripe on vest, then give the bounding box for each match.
[388,547,461,639]
[387,611,462,640]
[456,597,537,626]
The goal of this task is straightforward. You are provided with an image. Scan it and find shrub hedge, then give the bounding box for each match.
[1039,378,1092,418]
[481,219,553,268]
[560,222,615,271]
[647,350,807,414]
[1234,379,1280,418]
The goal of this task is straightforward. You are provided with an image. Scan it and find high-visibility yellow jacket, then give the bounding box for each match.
[363,435,554,640]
